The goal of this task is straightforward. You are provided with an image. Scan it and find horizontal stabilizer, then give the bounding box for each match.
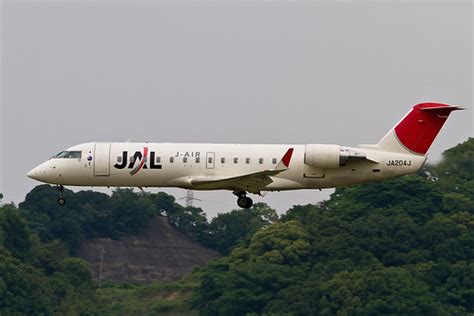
[420,105,464,111]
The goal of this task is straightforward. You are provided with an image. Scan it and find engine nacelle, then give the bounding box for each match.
[304,144,346,169]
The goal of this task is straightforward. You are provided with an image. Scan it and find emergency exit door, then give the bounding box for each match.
[94,143,111,176]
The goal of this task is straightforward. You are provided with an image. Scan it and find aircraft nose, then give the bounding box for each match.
[27,165,43,181]
[27,162,57,183]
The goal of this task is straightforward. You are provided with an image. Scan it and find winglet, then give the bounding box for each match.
[275,148,294,171]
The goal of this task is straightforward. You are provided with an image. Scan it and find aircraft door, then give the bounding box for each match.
[206,152,215,169]
[94,143,111,176]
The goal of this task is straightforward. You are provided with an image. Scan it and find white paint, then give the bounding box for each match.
[27,141,426,208]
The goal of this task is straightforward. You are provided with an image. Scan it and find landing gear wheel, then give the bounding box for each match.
[57,185,66,206]
[57,197,66,206]
[237,196,253,209]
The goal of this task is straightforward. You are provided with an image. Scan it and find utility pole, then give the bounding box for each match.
[98,246,105,288]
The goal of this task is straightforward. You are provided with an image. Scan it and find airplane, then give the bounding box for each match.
[27,102,463,208]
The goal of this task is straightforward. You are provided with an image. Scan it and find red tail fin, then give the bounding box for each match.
[394,102,462,155]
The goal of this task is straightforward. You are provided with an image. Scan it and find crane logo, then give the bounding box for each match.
[113,147,162,175]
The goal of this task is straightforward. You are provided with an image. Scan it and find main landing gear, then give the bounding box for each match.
[234,191,253,209]
[57,185,66,206]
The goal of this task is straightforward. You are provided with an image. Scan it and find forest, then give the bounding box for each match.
[0,138,472,315]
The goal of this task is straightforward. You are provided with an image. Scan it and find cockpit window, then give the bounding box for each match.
[52,151,82,159]
[67,151,82,158]
[53,151,67,158]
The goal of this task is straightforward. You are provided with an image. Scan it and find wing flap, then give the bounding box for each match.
[190,148,294,194]
[190,167,281,194]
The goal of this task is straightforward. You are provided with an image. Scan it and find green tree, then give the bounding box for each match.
[231,221,310,266]
[60,257,93,288]
[431,138,474,213]
[317,267,446,315]
[421,213,474,262]
[205,203,278,254]
[107,188,156,235]
[166,205,209,243]
[193,221,309,315]
[0,204,32,260]
[0,203,95,315]
[19,185,168,251]
[434,138,474,182]
[0,253,56,315]
[350,213,422,265]
[327,175,444,224]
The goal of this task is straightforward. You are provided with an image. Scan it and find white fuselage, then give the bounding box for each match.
[26,102,462,208]
[27,142,426,193]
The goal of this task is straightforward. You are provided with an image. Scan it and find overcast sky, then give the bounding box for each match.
[1,0,472,218]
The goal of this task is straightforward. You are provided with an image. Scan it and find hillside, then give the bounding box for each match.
[76,216,219,283]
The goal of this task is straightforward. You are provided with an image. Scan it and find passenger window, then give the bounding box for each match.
[196,157,200,163]
[208,157,213,164]
[183,157,188,163]
[221,157,225,164]
[170,157,174,163]
[234,157,238,164]
[272,158,277,164]
[156,156,161,163]
[246,158,250,164]
[130,157,135,163]
[259,158,264,164]
[117,156,122,163]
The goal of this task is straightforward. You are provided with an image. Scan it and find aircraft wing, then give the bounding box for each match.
[190,148,294,194]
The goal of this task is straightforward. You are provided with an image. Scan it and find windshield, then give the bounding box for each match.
[52,151,82,159]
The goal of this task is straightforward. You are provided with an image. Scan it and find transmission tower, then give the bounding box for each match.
[179,190,202,207]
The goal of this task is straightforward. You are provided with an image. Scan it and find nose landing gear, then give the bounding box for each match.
[57,185,66,206]
[234,191,253,209]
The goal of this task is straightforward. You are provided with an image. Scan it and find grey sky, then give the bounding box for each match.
[1,0,472,217]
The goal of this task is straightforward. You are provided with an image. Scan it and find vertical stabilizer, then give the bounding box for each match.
[362,103,463,155]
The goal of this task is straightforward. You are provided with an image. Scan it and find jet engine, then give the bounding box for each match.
[304,144,356,168]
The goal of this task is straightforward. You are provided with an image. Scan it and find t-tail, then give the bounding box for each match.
[362,102,464,155]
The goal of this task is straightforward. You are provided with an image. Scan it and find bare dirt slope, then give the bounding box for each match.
[76,216,219,284]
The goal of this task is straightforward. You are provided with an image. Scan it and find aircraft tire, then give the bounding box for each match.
[245,197,253,209]
[57,197,66,206]
[237,196,253,209]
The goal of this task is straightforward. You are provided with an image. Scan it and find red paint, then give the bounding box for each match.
[137,146,149,171]
[130,147,149,175]
[394,103,458,155]
[281,148,294,167]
